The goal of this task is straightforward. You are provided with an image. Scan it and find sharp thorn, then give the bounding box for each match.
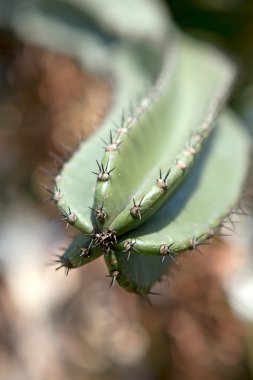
[164,169,171,181]
[96,160,101,171]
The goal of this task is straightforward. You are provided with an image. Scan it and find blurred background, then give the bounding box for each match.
[0,0,253,379]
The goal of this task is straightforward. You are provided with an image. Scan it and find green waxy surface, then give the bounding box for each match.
[116,110,250,256]
[104,250,173,295]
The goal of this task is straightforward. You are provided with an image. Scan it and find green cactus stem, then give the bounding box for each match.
[56,109,249,294]
[114,110,249,257]
[25,0,250,294]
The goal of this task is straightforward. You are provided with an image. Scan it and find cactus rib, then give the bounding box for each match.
[115,111,250,257]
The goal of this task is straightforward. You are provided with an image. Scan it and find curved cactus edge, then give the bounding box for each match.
[47,122,252,281]
[50,188,252,281]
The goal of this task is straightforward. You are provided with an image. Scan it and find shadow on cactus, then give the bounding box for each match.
[36,0,249,295]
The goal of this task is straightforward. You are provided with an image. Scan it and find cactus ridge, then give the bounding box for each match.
[113,114,249,269]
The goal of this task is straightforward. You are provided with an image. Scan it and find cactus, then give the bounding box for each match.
[29,0,249,295]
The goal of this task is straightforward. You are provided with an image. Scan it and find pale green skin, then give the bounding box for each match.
[13,0,249,294]
[62,110,249,294]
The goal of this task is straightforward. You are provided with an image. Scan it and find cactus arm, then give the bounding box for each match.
[115,110,250,257]
[95,35,236,235]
